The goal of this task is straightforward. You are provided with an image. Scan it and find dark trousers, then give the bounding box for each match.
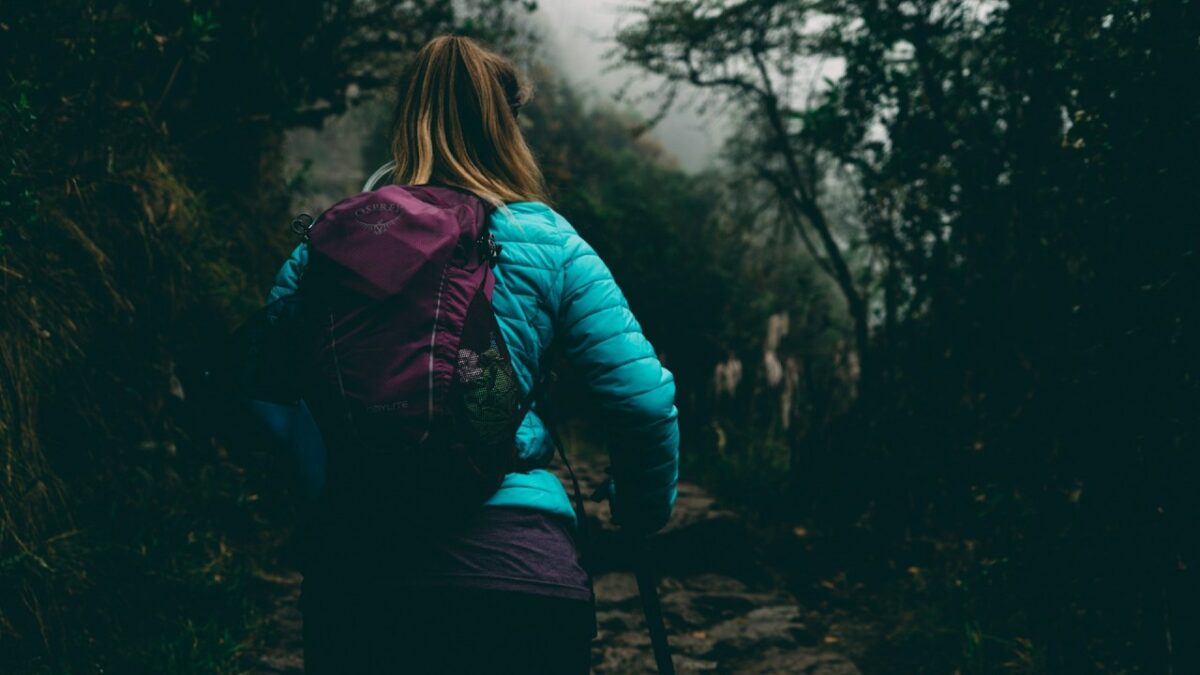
[301,581,595,674]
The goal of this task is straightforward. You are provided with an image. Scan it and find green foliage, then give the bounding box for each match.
[12,449,270,675]
[807,2,1198,671]
[0,79,40,254]
[617,1,1200,673]
[0,0,533,669]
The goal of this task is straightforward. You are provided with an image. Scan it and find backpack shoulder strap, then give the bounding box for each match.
[522,367,590,550]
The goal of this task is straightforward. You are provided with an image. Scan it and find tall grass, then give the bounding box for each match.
[1,62,281,672]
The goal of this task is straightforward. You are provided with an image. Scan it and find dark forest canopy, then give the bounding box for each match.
[615,1,1200,672]
[2,0,1199,673]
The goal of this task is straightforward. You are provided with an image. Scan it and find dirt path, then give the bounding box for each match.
[244,461,867,674]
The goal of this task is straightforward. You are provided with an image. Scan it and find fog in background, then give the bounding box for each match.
[284,0,727,215]
[530,0,726,172]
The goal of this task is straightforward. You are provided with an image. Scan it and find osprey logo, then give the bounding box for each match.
[353,201,402,234]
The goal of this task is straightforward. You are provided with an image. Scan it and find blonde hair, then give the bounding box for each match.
[389,35,547,206]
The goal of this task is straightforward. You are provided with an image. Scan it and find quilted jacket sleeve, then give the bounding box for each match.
[555,226,680,533]
[254,243,327,501]
[267,243,308,304]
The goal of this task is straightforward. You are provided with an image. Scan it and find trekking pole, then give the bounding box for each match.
[590,473,675,675]
[632,534,676,675]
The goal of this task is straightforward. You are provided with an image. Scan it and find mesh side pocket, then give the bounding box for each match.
[456,331,519,445]
[448,285,521,479]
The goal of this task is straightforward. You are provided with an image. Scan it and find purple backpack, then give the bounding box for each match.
[290,184,528,513]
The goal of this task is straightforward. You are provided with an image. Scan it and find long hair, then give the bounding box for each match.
[389,35,547,206]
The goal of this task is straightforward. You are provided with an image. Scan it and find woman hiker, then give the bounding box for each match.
[260,35,680,674]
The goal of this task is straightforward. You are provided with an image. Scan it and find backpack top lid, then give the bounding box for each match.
[306,183,493,300]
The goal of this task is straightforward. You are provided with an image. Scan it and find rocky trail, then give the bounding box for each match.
[245,460,873,674]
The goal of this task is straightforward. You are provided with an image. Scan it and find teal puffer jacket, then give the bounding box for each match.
[268,201,680,532]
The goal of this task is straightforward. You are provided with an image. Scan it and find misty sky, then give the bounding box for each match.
[530,0,727,171]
